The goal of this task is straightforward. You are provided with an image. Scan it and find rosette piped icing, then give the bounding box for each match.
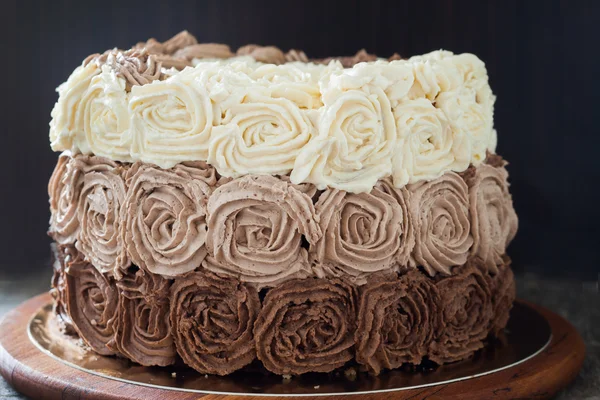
[46,30,518,377]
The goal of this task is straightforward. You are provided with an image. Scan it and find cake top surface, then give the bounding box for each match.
[49,30,497,193]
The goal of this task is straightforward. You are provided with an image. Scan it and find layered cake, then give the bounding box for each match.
[48,31,518,376]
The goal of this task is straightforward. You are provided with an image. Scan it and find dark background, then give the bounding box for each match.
[2,0,599,280]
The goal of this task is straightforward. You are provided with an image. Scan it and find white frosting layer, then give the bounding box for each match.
[49,50,497,193]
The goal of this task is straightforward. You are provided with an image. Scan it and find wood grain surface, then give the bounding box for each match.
[0,293,585,399]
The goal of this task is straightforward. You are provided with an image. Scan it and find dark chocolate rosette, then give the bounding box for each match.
[65,248,119,356]
[488,255,516,335]
[170,271,260,375]
[205,175,321,289]
[254,277,357,375]
[74,156,130,277]
[50,243,79,335]
[355,270,441,375]
[108,268,176,366]
[310,183,411,284]
[408,171,474,276]
[123,161,216,277]
[429,264,493,364]
[463,160,518,274]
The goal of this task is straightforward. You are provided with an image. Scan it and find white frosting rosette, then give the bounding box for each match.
[74,66,131,161]
[49,62,100,151]
[290,63,413,193]
[128,71,214,168]
[250,62,337,109]
[437,86,495,164]
[409,51,496,164]
[392,98,470,187]
[406,57,464,100]
[207,88,315,177]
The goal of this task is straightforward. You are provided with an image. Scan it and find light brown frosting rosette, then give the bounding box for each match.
[74,155,130,277]
[253,277,357,375]
[429,264,493,364]
[106,49,163,91]
[170,270,260,375]
[108,268,175,366]
[355,270,441,375]
[173,43,234,61]
[310,181,412,284]
[50,243,78,335]
[487,255,516,335]
[237,44,286,64]
[64,247,119,356]
[463,160,518,273]
[314,49,381,67]
[205,175,321,289]
[123,161,216,277]
[48,153,84,244]
[136,30,198,56]
[408,171,474,276]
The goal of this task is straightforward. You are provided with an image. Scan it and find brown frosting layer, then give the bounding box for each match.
[429,264,493,364]
[488,255,516,335]
[74,156,130,276]
[237,44,286,64]
[315,49,378,68]
[355,270,440,375]
[174,43,234,61]
[108,268,176,366]
[254,277,357,375]
[64,249,119,356]
[107,49,163,90]
[50,243,77,335]
[50,153,516,287]
[123,161,215,277]
[205,175,321,289]
[408,172,474,276]
[310,181,413,283]
[50,242,515,375]
[170,270,260,375]
[48,154,84,244]
[463,161,518,273]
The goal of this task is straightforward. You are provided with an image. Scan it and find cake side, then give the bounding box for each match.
[46,31,518,377]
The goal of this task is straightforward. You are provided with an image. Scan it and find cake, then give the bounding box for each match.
[47,31,518,376]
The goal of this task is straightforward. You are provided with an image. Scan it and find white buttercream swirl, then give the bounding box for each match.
[207,89,315,177]
[129,73,214,168]
[49,50,499,193]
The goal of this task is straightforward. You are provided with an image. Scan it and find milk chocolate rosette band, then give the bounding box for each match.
[253,277,358,375]
[107,268,176,367]
[170,270,260,375]
[48,153,84,244]
[122,161,215,278]
[310,181,413,284]
[355,270,441,375]
[74,156,130,276]
[205,175,321,289]
[463,156,518,273]
[409,171,474,276]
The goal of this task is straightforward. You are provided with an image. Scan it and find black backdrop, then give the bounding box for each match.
[3,0,599,280]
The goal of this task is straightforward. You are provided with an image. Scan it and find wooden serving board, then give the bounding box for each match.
[0,293,585,399]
